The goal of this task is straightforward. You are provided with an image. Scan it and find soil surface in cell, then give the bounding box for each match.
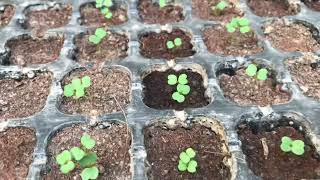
[138,0,184,24]
[139,29,195,59]
[286,54,320,100]
[203,26,263,56]
[24,4,72,36]
[143,69,209,110]
[0,71,52,120]
[80,2,128,27]
[303,0,320,11]
[247,0,299,17]
[5,34,64,66]
[43,123,132,180]
[73,31,129,63]
[264,20,320,52]
[0,5,15,27]
[0,127,36,179]
[59,67,131,116]
[144,123,232,180]
[237,119,320,179]
[219,67,291,106]
[192,0,243,22]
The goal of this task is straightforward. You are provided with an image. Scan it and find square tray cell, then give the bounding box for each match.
[302,0,320,11]
[247,0,299,17]
[0,4,15,27]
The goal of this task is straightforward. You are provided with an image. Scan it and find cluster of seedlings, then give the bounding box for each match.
[245,63,269,81]
[95,0,113,19]
[168,73,191,103]
[211,0,230,16]
[64,76,92,98]
[89,28,108,44]
[178,148,198,173]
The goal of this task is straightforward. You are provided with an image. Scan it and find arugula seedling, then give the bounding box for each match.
[168,73,191,103]
[89,28,108,45]
[159,0,167,8]
[166,38,183,49]
[226,17,251,34]
[178,148,198,173]
[280,136,305,155]
[245,64,269,81]
[96,0,113,19]
[64,76,92,98]
[212,1,229,16]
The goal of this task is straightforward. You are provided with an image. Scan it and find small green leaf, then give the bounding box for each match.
[80,166,99,180]
[100,7,109,14]
[257,68,268,81]
[230,18,239,28]
[82,76,92,88]
[185,148,196,158]
[81,134,96,150]
[178,160,187,171]
[72,78,82,89]
[56,150,72,165]
[240,26,251,34]
[178,74,188,85]
[70,147,86,161]
[105,12,113,19]
[89,35,101,45]
[291,140,305,155]
[75,88,85,98]
[104,0,113,7]
[188,160,198,169]
[177,84,190,95]
[95,0,103,8]
[226,23,236,33]
[245,64,257,77]
[79,153,98,168]
[179,152,190,164]
[95,28,107,39]
[238,18,250,26]
[168,74,177,85]
[64,84,74,97]
[216,1,228,10]
[280,136,292,152]
[166,41,175,49]
[172,92,185,103]
[174,38,182,47]
[187,164,197,173]
[159,0,166,8]
[60,161,76,174]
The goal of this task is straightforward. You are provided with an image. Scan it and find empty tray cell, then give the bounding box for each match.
[247,0,299,17]
[202,25,263,56]
[237,117,320,179]
[137,0,185,25]
[79,2,128,27]
[144,117,234,180]
[42,122,132,179]
[192,0,243,22]
[0,71,52,120]
[0,127,36,179]
[263,19,320,53]
[139,29,195,60]
[59,67,131,116]
[0,4,15,27]
[73,30,129,64]
[302,0,320,11]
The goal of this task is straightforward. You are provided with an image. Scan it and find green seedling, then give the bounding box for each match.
[159,0,167,8]
[166,38,182,49]
[245,64,269,81]
[64,76,92,98]
[56,134,99,180]
[280,136,305,156]
[96,0,113,19]
[178,148,198,173]
[89,28,108,44]
[212,0,229,16]
[226,17,251,34]
[168,74,191,103]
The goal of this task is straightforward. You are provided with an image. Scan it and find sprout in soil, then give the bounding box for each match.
[178,147,198,173]
[245,64,268,81]
[159,0,167,8]
[168,73,191,103]
[280,136,305,156]
[96,0,113,19]
[166,38,182,49]
[56,134,99,180]
[64,76,92,98]
[212,0,229,16]
[226,17,251,34]
[89,28,108,45]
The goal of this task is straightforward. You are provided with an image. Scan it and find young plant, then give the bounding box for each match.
[226,17,251,34]
[166,38,182,49]
[64,76,92,98]
[56,134,99,180]
[280,136,305,156]
[96,0,113,19]
[245,64,268,81]
[159,0,167,8]
[168,74,191,103]
[178,148,198,173]
[212,0,229,16]
[89,28,108,45]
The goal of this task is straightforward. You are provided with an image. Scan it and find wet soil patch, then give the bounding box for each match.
[264,20,320,53]
[0,127,36,179]
[247,0,299,17]
[218,65,291,106]
[192,0,243,22]
[0,71,52,120]
[142,69,209,110]
[0,5,15,27]
[73,31,129,64]
[202,25,263,56]
[80,2,128,27]
[4,34,64,66]
[137,0,184,24]
[237,118,320,179]
[303,0,320,11]
[59,67,131,116]
[139,29,195,60]
[43,122,132,180]
[144,120,232,180]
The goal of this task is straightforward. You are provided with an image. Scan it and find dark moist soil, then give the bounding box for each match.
[142,69,209,110]
[0,5,15,27]
[5,34,64,66]
[73,31,129,64]
[192,0,243,22]
[24,4,72,36]
[264,20,320,53]
[59,67,131,116]
[247,0,299,17]
[219,68,291,106]
[43,123,132,180]
[0,127,36,179]
[80,2,128,27]
[139,29,195,60]
[237,119,320,180]
[303,0,320,11]
[202,26,263,56]
[0,71,52,120]
[137,0,184,24]
[144,123,232,180]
